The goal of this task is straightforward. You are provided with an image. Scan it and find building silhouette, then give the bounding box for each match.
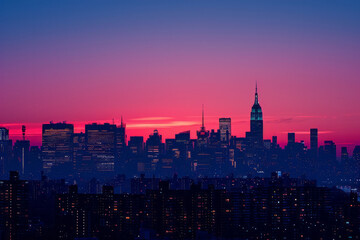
[13,140,30,175]
[41,122,74,174]
[0,128,12,176]
[73,132,92,177]
[287,132,295,145]
[310,128,318,161]
[310,128,318,151]
[219,118,231,143]
[0,172,29,240]
[146,129,163,172]
[85,123,117,172]
[196,105,209,148]
[116,117,127,171]
[249,83,263,148]
[56,185,143,240]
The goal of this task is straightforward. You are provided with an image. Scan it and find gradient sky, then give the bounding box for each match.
[0,1,360,154]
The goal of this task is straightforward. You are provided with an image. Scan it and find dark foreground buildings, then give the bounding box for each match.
[0,171,359,240]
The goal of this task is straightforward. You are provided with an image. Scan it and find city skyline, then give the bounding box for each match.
[0,115,358,156]
[0,85,357,156]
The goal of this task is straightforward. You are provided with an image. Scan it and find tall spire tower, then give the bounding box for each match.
[116,116,127,159]
[255,81,258,104]
[197,104,209,147]
[250,83,263,147]
[201,104,205,131]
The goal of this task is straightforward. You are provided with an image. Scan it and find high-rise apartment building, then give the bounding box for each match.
[0,171,29,240]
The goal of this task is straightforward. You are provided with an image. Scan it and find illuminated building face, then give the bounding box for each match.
[251,86,262,121]
[85,123,117,172]
[219,118,231,142]
[250,85,263,144]
[0,128,9,141]
[42,123,74,171]
[251,108,263,121]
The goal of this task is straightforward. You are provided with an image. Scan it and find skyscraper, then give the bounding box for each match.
[219,118,231,143]
[116,117,127,156]
[85,123,116,172]
[28,146,42,178]
[197,105,209,148]
[0,128,12,176]
[73,132,92,175]
[13,140,30,175]
[250,83,263,147]
[272,136,278,149]
[320,141,336,163]
[42,122,74,173]
[341,147,348,163]
[353,146,360,170]
[310,128,318,157]
[115,117,127,172]
[128,136,145,173]
[128,136,144,156]
[288,133,295,145]
[146,129,164,172]
[13,126,30,175]
[0,127,9,141]
[0,171,29,240]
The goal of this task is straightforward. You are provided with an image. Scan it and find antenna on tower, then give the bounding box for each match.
[254,81,259,104]
[22,125,26,141]
[202,104,205,129]
[121,116,124,127]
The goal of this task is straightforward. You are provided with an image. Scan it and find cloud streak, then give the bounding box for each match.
[127,121,198,129]
[131,117,173,121]
[280,131,334,135]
